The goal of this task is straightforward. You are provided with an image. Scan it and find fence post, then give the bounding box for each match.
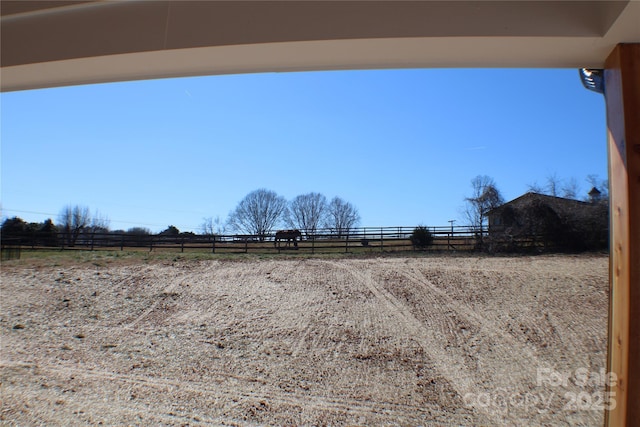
[212,236,216,253]
[181,237,185,253]
[149,236,153,252]
[345,232,349,253]
[380,227,384,252]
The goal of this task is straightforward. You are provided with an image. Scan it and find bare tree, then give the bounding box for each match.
[201,217,215,236]
[84,210,110,248]
[545,172,562,197]
[58,204,91,246]
[58,205,110,246]
[88,210,110,233]
[287,192,327,237]
[324,197,360,238]
[527,181,545,194]
[200,216,225,236]
[561,177,580,199]
[530,174,583,200]
[463,175,504,232]
[226,189,288,240]
[533,173,607,201]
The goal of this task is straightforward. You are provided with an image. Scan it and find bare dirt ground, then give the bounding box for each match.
[1,254,608,426]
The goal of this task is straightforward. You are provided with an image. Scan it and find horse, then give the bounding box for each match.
[274,229,302,249]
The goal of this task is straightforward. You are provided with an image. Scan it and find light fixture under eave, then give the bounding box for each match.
[579,68,605,94]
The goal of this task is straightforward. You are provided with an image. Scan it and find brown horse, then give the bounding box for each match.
[274,229,302,248]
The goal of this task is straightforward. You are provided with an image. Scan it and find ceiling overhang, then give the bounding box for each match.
[1,1,639,92]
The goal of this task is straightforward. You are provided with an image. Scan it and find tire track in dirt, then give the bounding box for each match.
[0,358,469,423]
[1,260,470,424]
[399,267,543,382]
[2,256,607,425]
[401,263,607,398]
[119,270,197,331]
[292,320,313,358]
[321,260,498,424]
[0,359,235,426]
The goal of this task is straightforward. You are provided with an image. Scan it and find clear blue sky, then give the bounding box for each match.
[1,68,607,233]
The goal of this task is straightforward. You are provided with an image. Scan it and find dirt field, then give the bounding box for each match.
[1,254,609,426]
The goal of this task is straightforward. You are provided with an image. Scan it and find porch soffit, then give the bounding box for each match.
[1,1,639,91]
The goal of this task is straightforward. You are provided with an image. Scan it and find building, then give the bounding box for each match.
[488,192,608,251]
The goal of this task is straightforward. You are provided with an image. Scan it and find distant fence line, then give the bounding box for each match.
[1,225,482,255]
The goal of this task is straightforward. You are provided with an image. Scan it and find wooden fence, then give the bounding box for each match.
[0,226,483,255]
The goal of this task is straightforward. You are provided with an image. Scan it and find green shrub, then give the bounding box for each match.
[410,226,434,250]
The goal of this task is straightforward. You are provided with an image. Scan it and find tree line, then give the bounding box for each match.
[204,189,360,240]
[1,189,361,246]
[3,177,609,252]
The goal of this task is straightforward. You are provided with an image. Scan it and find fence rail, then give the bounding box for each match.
[1,226,485,255]
[2,225,594,256]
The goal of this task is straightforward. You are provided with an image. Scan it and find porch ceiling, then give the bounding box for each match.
[1,1,639,91]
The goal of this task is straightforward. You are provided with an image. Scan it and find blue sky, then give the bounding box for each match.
[1,68,607,233]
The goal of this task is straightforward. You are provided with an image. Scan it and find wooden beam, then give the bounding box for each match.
[604,43,640,427]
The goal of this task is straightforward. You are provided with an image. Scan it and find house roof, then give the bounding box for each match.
[488,192,596,216]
